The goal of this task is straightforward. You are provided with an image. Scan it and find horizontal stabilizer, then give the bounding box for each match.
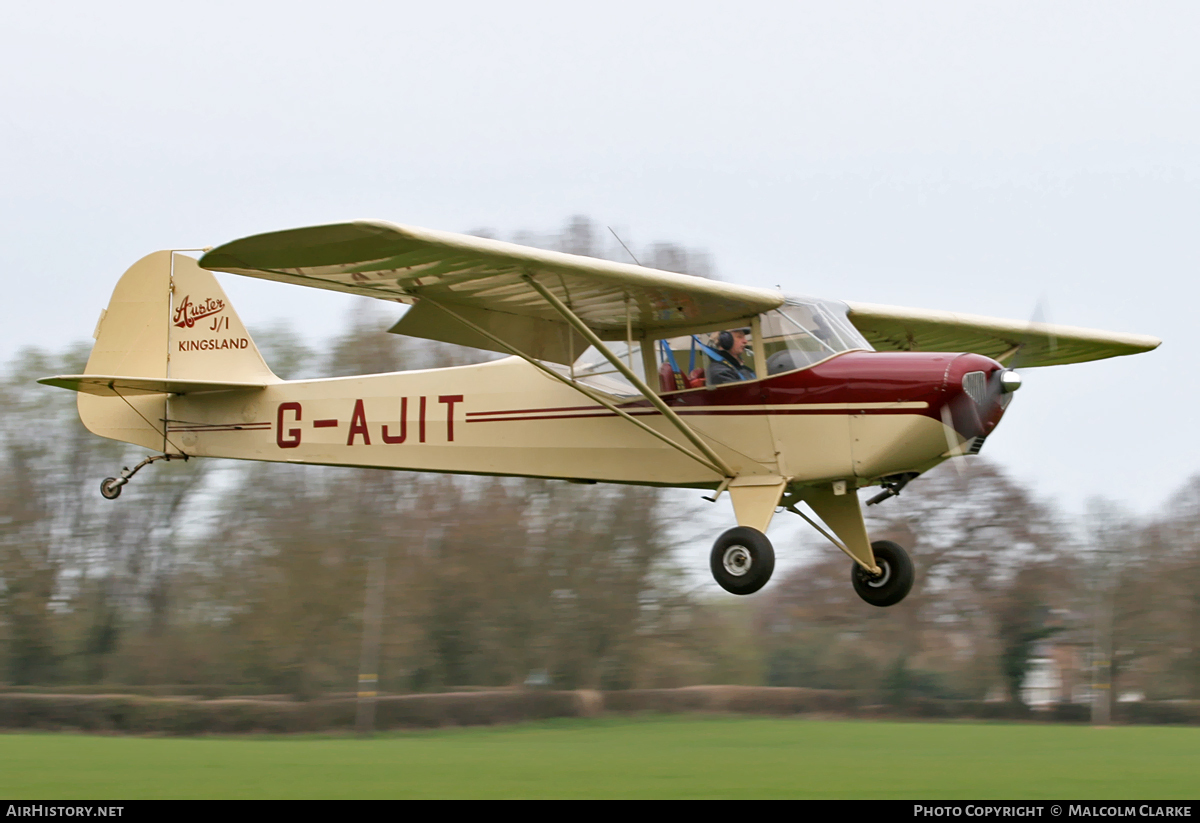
[38,374,271,397]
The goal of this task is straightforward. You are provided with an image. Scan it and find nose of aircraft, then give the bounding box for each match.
[942,358,1016,447]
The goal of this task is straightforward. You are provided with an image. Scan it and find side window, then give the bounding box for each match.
[570,342,645,397]
[655,336,708,392]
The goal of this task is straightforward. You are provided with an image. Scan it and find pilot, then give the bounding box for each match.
[707,327,756,385]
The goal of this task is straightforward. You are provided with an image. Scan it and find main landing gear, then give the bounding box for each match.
[710,527,776,595]
[707,481,915,607]
[99,453,186,499]
[851,540,914,607]
[708,527,912,605]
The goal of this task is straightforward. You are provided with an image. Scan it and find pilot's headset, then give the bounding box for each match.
[717,328,750,352]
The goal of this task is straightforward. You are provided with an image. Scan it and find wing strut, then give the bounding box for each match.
[419,296,729,477]
[522,275,736,480]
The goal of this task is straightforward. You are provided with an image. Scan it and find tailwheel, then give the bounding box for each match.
[851,540,914,607]
[100,477,124,500]
[710,527,775,595]
[96,453,187,500]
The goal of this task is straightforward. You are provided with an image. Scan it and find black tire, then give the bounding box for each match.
[710,527,775,595]
[100,478,122,500]
[851,540,914,607]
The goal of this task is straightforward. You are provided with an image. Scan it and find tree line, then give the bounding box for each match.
[1,218,1196,717]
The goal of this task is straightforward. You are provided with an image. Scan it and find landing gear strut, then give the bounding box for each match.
[99,453,186,500]
[710,527,775,595]
[776,485,916,607]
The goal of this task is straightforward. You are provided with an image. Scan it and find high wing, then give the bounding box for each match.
[845,301,1160,367]
[199,221,785,365]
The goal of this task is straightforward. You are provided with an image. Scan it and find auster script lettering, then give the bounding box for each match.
[173,295,226,328]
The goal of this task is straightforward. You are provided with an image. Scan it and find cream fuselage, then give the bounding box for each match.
[113,349,1007,490]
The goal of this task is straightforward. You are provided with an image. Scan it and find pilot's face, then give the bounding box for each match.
[730,330,747,357]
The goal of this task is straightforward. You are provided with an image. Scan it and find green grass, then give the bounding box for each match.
[0,716,1197,799]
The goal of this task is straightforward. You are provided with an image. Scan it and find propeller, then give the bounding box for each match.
[939,297,1055,476]
[1005,296,1058,373]
[988,295,1058,413]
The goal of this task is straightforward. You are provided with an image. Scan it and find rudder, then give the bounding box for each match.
[165,254,275,383]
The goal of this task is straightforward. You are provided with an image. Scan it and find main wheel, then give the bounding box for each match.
[100,477,122,500]
[710,527,775,595]
[851,540,914,607]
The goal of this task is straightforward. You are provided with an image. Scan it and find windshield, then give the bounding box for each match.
[760,298,871,375]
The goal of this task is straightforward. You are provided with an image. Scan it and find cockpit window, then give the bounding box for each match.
[760,298,871,375]
[557,297,869,396]
[654,332,756,393]
[567,342,645,397]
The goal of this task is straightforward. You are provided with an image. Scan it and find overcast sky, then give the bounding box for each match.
[3,2,1196,519]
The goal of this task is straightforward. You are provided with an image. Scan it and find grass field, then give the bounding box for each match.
[1,716,1197,799]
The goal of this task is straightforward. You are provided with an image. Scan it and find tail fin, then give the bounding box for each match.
[85,250,276,383]
[58,251,277,450]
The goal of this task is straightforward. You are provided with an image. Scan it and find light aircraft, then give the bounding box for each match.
[39,221,1160,605]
